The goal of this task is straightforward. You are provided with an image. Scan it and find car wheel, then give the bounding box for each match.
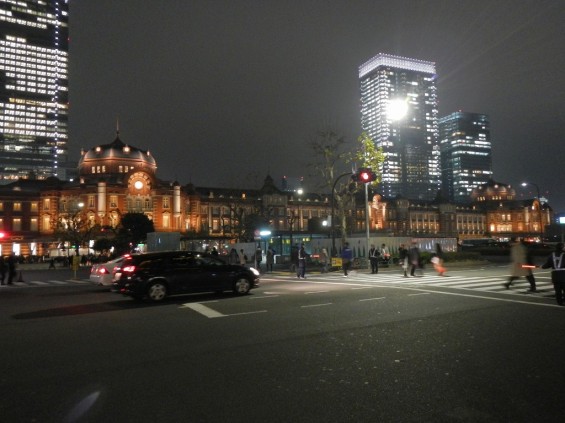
[147,281,168,302]
[233,277,251,295]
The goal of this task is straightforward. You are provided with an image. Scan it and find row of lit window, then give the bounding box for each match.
[2,129,62,136]
[1,50,68,63]
[1,66,67,79]
[1,63,67,76]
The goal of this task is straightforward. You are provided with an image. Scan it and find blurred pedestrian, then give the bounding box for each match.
[239,249,247,265]
[504,238,529,289]
[523,241,537,292]
[290,244,298,273]
[0,256,6,285]
[380,243,391,264]
[255,244,262,272]
[408,241,421,277]
[369,244,380,274]
[229,248,239,265]
[541,243,565,305]
[341,242,353,277]
[297,243,308,279]
[266,247,275,272]
[319,248,329,273]
[432,243,446,276]
[398,244,408,277]
[7,252,17,285]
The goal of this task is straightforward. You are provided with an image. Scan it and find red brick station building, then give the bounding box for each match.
[0,132,553,258]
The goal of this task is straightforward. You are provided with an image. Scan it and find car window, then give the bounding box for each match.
[171,256,197,269]
[198,256,223,266]
[138,258,164,269]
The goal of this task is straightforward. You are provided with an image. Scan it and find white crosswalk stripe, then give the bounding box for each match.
[278,271,556,298]
[0,279,93,288]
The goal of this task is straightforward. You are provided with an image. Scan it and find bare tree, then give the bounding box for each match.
[308,129,384,251]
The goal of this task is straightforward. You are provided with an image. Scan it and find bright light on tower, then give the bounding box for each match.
[387,99,408,121]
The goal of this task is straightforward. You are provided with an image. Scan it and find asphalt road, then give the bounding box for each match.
[1,264,564,423]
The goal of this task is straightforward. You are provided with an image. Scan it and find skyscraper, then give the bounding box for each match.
[0,0,69,182]
[359,53,439,200]
[439,111,492,203]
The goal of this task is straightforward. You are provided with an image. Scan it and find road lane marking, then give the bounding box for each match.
[305,290,329,294]
[249,295,280,299]
[408,292,431,296]
[291,279,564,308]
[226,310,268,316]
[180,303,267,318]
[181,303,225,318]
[359,297,386,302]
[301,303,332,308]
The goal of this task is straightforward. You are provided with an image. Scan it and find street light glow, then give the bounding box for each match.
[387,99,408,121]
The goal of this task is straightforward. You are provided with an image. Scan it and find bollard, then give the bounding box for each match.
[17,271,24,282]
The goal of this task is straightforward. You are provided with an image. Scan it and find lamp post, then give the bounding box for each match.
[521,182,543,241]
[296,187,304,232]
[287,188,303,252]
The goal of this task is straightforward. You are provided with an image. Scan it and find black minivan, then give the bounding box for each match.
[112,251,260,302]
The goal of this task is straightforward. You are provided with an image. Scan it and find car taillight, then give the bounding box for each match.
[122,265,136,273]
[99,267,108,274]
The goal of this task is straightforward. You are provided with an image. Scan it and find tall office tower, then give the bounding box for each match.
[0,0,69,182]
[439,111,492,203]
[359,53,439,200]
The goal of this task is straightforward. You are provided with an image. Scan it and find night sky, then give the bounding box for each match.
[68,0,565,212]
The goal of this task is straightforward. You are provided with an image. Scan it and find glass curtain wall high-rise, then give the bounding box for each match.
[439,112,492,203]
[0,0,69,182]
[359,53,439,200]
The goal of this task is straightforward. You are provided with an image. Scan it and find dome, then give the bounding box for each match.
[78,132,157,180]
[471,179,515,202]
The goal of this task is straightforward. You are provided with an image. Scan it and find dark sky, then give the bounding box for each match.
[68,0,565,212]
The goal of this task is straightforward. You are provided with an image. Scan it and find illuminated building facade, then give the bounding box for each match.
[0,0,69,182]
[0,135,553,257]
[439,112,492,203]
[359,53,440,200]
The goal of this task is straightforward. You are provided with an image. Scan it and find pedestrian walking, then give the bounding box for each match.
[398,244,408,277]
[408,241,421,277]
[0,256,6,285]
[290,244,299,273]
[380,243,391,264]
[255,244,262,272]
[369,244,380,274]
[229,248,239,265]
[504,238,531,290]
[341,242,353,277]
[541,243,565,306]
[239,249,247,265]
[7,252,17,285]
[266,247,275,272]
[319,248,329,273]
[297,243,308,279]
[432,243,446,276]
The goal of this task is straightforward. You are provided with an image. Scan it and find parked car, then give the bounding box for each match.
[90,256,127,286]
[112,251,260,302]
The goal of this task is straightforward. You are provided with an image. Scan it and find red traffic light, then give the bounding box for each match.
[352,168,377,183]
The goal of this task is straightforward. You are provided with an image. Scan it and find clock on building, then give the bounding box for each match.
[128,172,151,194]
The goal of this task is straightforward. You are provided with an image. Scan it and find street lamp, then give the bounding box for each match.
[287,188,304,257]
[296,188,304,232]
[521,181,543,241]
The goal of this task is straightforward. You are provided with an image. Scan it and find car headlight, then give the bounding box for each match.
[249,267,260,277]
